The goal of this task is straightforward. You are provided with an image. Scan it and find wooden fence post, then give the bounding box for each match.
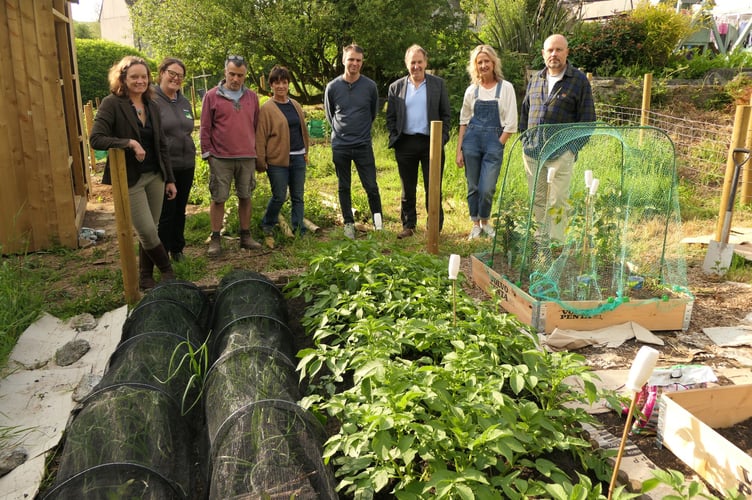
[84,101,96,172]
[742,103,752,206]
[716,105,751,241]
[109,148,140,305]
[426,121,443,255]
[639,73,652,145]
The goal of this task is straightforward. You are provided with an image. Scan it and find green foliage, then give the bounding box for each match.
[569,17,648,76]
[569,2,691,77]
[630,1,693,69]
[0,256,45,367]
[73,21,98,40]
[479,0,576,60]
[129,0,471,101]
[289,241,609,498]
[642,468,747,499]
[75,38,153,103]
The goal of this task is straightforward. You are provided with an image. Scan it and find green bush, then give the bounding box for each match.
[630,1,693,70]
[76,39,155,104]
[568,17,647,76]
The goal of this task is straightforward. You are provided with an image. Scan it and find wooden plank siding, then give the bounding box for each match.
[0,0,87,254]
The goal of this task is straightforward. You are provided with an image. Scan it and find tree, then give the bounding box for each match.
[129,0,471,102]
[478,0,577,59]
[76,39,153,103]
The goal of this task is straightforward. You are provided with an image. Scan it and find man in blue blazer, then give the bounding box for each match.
[386,45,451,239]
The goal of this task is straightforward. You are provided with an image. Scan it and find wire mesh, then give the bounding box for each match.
[211,270,288,340]
[205,346,300,446]
[597,103,732,192]
[208,399,337,500]
[99,332,202,413]
[51,385,192,498]
[486,123,690,317]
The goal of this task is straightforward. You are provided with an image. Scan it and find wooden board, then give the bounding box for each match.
[658,385,752,498]
[471,255,692,333]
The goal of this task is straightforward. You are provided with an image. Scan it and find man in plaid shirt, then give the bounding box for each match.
[519,34,596,243]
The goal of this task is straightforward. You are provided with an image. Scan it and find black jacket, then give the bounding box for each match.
[90,93,175,187]
[386,73,451,148]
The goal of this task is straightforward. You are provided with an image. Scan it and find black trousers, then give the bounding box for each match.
[394,134,444,230]
[158,168,195,253]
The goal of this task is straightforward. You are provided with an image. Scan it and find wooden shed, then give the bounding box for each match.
[1,0,89,254]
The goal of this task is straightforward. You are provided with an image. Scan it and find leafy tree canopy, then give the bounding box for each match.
[129,0,471,102]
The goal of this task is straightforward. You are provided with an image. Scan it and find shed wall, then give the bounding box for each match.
[0,0,88,254]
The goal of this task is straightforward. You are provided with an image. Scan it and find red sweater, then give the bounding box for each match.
[200,84,259,159]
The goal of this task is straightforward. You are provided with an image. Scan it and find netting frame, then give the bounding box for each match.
[472,123,694,332]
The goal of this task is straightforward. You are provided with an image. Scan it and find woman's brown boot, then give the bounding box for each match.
[139,244,156,291]
[145,243,175,281]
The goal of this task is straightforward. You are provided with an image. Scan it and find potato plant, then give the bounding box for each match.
[286,241,618,499]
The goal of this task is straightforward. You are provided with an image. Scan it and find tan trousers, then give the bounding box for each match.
[523,150,575,243]
[129,171,165,249]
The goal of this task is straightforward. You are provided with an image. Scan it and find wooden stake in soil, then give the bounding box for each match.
[109,148,139,305]
[608,346,659,500]
[427,121,442,255]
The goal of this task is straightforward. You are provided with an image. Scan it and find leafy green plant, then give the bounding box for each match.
[288,241,610,498]
[642,468,747,499]
[159,338,210,414]
[0,254,45,367]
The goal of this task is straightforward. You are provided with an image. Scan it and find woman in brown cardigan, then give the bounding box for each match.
[256,65,310,247]
[90,55,177,290]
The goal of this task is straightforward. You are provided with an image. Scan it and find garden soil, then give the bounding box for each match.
[62,173,752,494]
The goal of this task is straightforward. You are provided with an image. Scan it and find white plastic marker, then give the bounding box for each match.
[448,254,460,325]
[589,178,600,197]
[547,167,556,184]
[448,254,461,280]
[581,178,600,277]
[608,346,660,500]
[584,170,593,189]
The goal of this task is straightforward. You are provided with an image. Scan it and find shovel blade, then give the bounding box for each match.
[703,241,735,274]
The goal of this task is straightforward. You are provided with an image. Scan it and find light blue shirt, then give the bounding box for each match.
[404,80,428,136]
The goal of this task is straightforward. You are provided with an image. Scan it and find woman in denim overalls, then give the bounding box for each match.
[456,45,518,240]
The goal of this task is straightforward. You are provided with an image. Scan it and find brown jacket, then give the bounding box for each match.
[255,97,310,171]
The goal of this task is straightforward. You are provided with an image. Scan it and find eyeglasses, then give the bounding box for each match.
[166,69,185,81]
[226,55,245,65]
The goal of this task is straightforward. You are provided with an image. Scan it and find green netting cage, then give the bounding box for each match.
[122,298,206,346]
[480,123,691,320]
[45,385,193,499]
[144,280,210,330]
[208,399,337,500]
[211,270,288,329]
[98,332,202,416]
[212,315,296,365]
[204,346,300,446]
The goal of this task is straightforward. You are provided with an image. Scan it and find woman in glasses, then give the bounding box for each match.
[154,58,196,263]
[256,65,310,248]
[90,55,177,291]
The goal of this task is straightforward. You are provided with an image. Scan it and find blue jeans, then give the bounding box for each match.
[332,144,382,224]
[261,154,306,234]
[462,127,504,221]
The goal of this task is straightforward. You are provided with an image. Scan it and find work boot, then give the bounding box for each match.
[397,227,414,239]
[208,233,222,258]
[343,223,356,240]
[240,230,262,250]
[144,243,175,281]
[139,244,156,291]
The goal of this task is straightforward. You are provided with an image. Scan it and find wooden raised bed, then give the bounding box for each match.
[471,255,693,333]
[657,384,752,497]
